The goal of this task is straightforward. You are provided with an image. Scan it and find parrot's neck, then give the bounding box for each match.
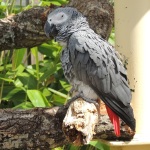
[56,17,89,43]
[59,41,67,48]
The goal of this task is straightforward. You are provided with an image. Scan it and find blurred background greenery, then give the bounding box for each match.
[0,0,114,149]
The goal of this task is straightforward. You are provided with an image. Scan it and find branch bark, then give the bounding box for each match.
[0,0,114,50]
[0,100,135,150]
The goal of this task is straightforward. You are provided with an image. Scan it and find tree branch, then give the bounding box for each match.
[0,6,48,50]
[0,100,135,149]
[0,0,114,50]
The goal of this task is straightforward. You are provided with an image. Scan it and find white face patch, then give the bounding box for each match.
[48,12,69,25]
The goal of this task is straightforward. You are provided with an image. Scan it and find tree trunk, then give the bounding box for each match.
[0,0,114,51]
[0,101,134,150]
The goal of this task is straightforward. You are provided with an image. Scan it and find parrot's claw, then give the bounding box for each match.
[65,92,99,112]
[65,93,81,107]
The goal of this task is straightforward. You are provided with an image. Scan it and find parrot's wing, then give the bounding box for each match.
[68,31,135,130]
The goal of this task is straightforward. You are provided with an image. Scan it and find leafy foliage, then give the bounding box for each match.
[0,0,70,109]
[0,41,70,108]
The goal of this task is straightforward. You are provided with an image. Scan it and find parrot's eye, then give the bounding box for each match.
[49,19,51,21]
[61,15,64,18]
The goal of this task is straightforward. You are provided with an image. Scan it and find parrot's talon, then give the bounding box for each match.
[65,93,81,107]
[65,92,99,113]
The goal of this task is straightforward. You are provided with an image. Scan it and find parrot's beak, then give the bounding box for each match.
[44,21,58,38]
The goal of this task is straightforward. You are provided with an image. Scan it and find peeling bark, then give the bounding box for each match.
[0,101,135,150]
[0,0,114,51]
[63,99,98,145]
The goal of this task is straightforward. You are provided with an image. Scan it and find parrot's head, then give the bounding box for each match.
[44,7,88,41]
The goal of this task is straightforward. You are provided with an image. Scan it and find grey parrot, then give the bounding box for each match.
[44,7,135,136]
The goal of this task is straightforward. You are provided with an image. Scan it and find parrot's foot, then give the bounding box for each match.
[65,92,99,111]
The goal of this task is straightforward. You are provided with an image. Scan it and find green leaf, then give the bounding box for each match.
[51,94,66,105]
[40,1,51,6]
[42,88,51,97]
[0,74,14,82]
[0,64,12,71]
[64,144,80,150]
[27,90,51,107]
[13,102,34,109]
[16,72,38,89]
[24,5,32,10]
[90,141,110,150]
[31,47,40,82]
[49,1,61,6]
[31,47,38,57]
[15,64,25,75]
[52,147,64,150]
[2,87,23,100]
[38,43,61,57]
[108,28,115,46]
[0,85,26,107]
[59,80,71,91]
[39,65,56,82]
[48,88,69,99]
[14,78,23,88]
[12,48,26,69]
[26,65,37,77]
[39,0,68,6]
[49,0,68,5]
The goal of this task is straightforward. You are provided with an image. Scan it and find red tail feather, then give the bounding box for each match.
[105,105,120,137]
